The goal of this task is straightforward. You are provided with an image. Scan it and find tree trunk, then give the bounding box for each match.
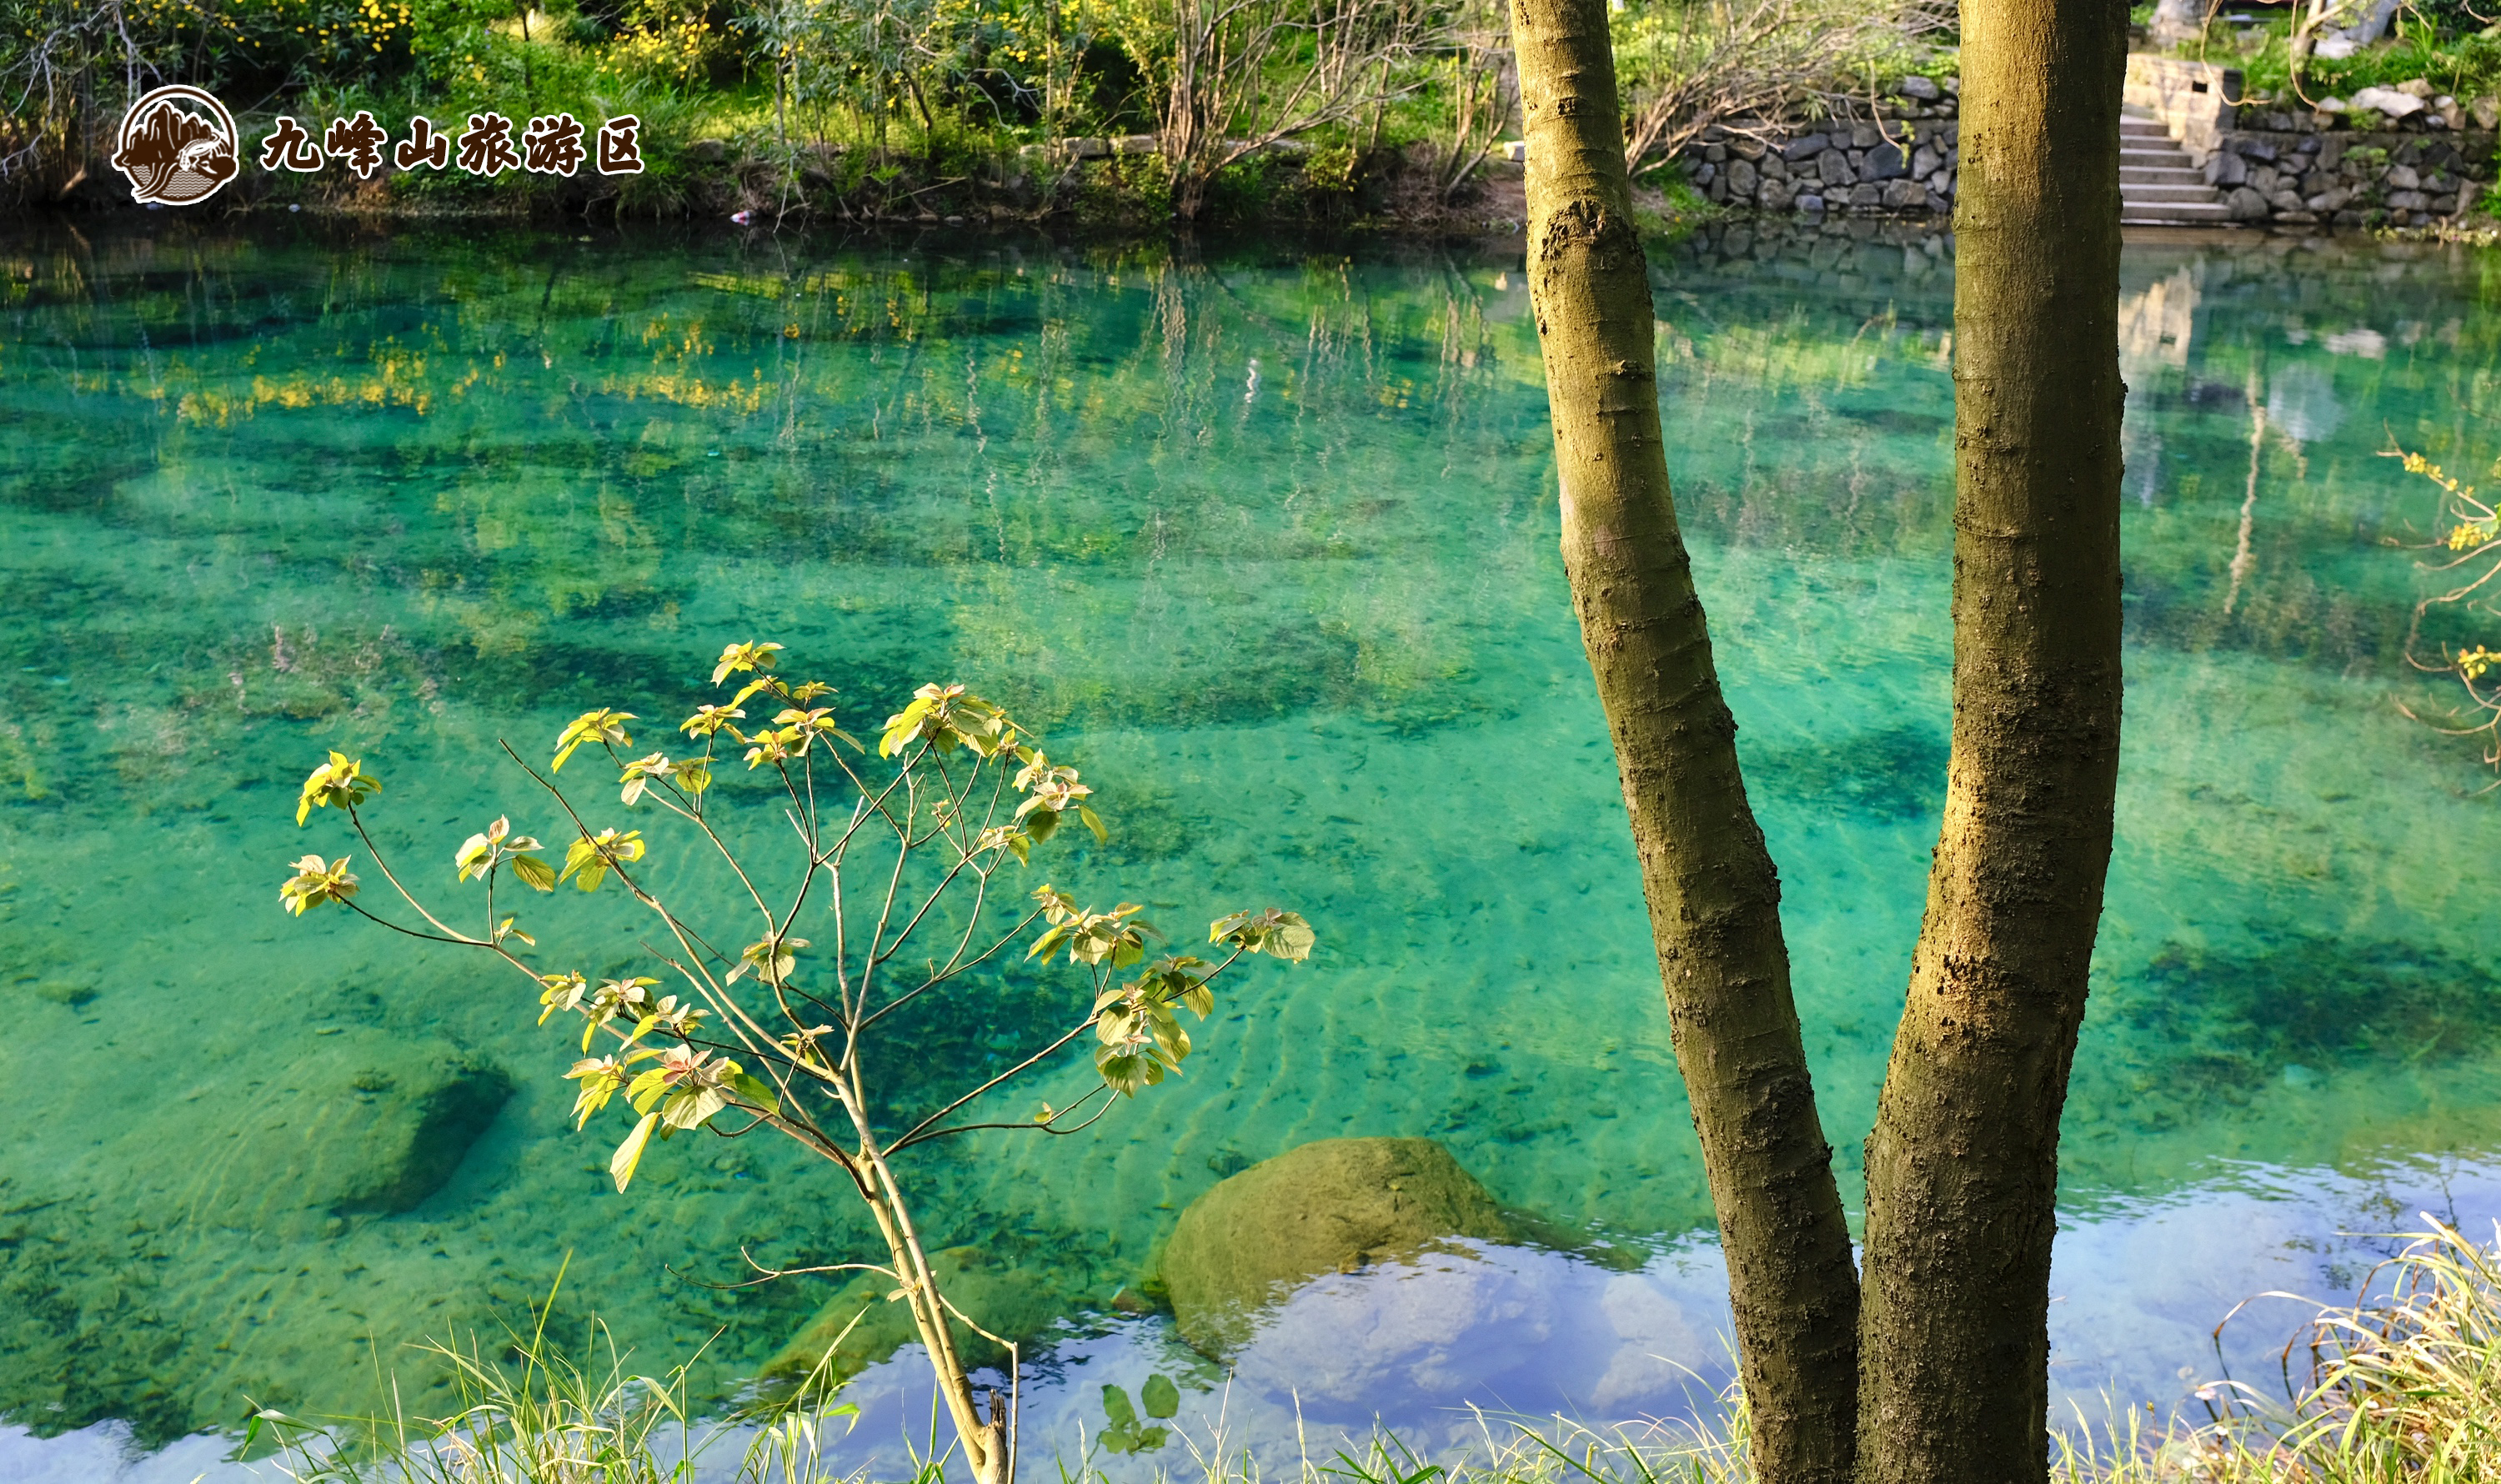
[1508,3,1862,1480]
[1853,0,2128,1475]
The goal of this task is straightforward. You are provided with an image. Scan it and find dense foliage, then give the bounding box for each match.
[2,0,1943,214]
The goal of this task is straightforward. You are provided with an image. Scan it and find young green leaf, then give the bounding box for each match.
[662,1084,729,1131]
[1211,908,1317,961]
[559,829,645,891]
[726,1070,782,1118]
[278,855,359,915]
[728,935,806,985]
[680,704,747,739]
[610,1110,660,1192]
[294,752,381,825]
[1100,1385,1139,1431]
[1140,1374,1180,1420]
[712,639,784,684]
[552,709,637,773]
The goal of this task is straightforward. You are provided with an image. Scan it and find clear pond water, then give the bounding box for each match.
[3,217,2499,1473]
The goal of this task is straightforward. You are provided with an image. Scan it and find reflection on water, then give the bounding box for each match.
[2,218,2498,1469]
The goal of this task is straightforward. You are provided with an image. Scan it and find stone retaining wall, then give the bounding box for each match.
[1687,78,1962,217]
[1689,78,2494,229]
[1690,115,1962,216]
[2202,129,2493,227]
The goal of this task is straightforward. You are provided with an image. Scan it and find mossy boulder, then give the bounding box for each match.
[1160,1136,1531,1356]
[168,1030,513,1227]
[759,1245,1065,1391]
[309,1041,513,1216]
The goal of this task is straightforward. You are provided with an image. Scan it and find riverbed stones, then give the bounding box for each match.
[1160,1136,1528,1356]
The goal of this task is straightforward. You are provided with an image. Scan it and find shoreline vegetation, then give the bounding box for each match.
[18,0,2501,233]
[1,0,1946,227]
[210,1221,2501,1483]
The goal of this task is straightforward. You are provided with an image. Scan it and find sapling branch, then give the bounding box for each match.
[345,809,479,944]
[698,1251,901,1291]
[283,647,1314,1484]
[337,896,479,948]
[905,1081,1123,1146]
[890,1016,1106,1151]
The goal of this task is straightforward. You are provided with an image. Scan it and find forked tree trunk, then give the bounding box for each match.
[1509,3,1862,1479]
[1854,0,2128,1476]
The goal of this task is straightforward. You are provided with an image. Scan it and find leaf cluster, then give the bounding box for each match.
[277,638,1317,1197]
[1096,1373,1180,1454]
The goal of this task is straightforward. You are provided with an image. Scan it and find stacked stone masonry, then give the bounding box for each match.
[1689,77,1962,217]
[2202,129,2493,227]
[1696,76,2495,228]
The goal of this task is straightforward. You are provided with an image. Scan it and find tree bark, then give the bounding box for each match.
[1510,3,1862,1479]
[1853,0,2128,1476]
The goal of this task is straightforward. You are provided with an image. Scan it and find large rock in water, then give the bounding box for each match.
[1160,1137,1531,1355]
[166,1030,514,1229]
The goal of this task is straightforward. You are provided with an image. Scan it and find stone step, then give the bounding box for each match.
[2123,183,2225,202]
[2121,200,2236,222]
[2122,121,2173,138]
[2123,166,2208,185]
[2123,149,2197,169]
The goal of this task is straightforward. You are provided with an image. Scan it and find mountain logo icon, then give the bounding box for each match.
[110,85,240,206]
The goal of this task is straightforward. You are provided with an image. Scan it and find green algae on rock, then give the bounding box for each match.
[1161,1137,1530,1356]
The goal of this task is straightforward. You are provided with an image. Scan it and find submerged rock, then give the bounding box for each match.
[1160,1136,1546,1356]
[317,1046,514,1215]
[196,1030,513,1223]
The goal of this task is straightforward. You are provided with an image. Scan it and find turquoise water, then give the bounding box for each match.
[3,218,2499,1457]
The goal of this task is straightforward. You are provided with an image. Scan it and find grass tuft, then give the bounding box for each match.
[236,1223,2501,1483]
